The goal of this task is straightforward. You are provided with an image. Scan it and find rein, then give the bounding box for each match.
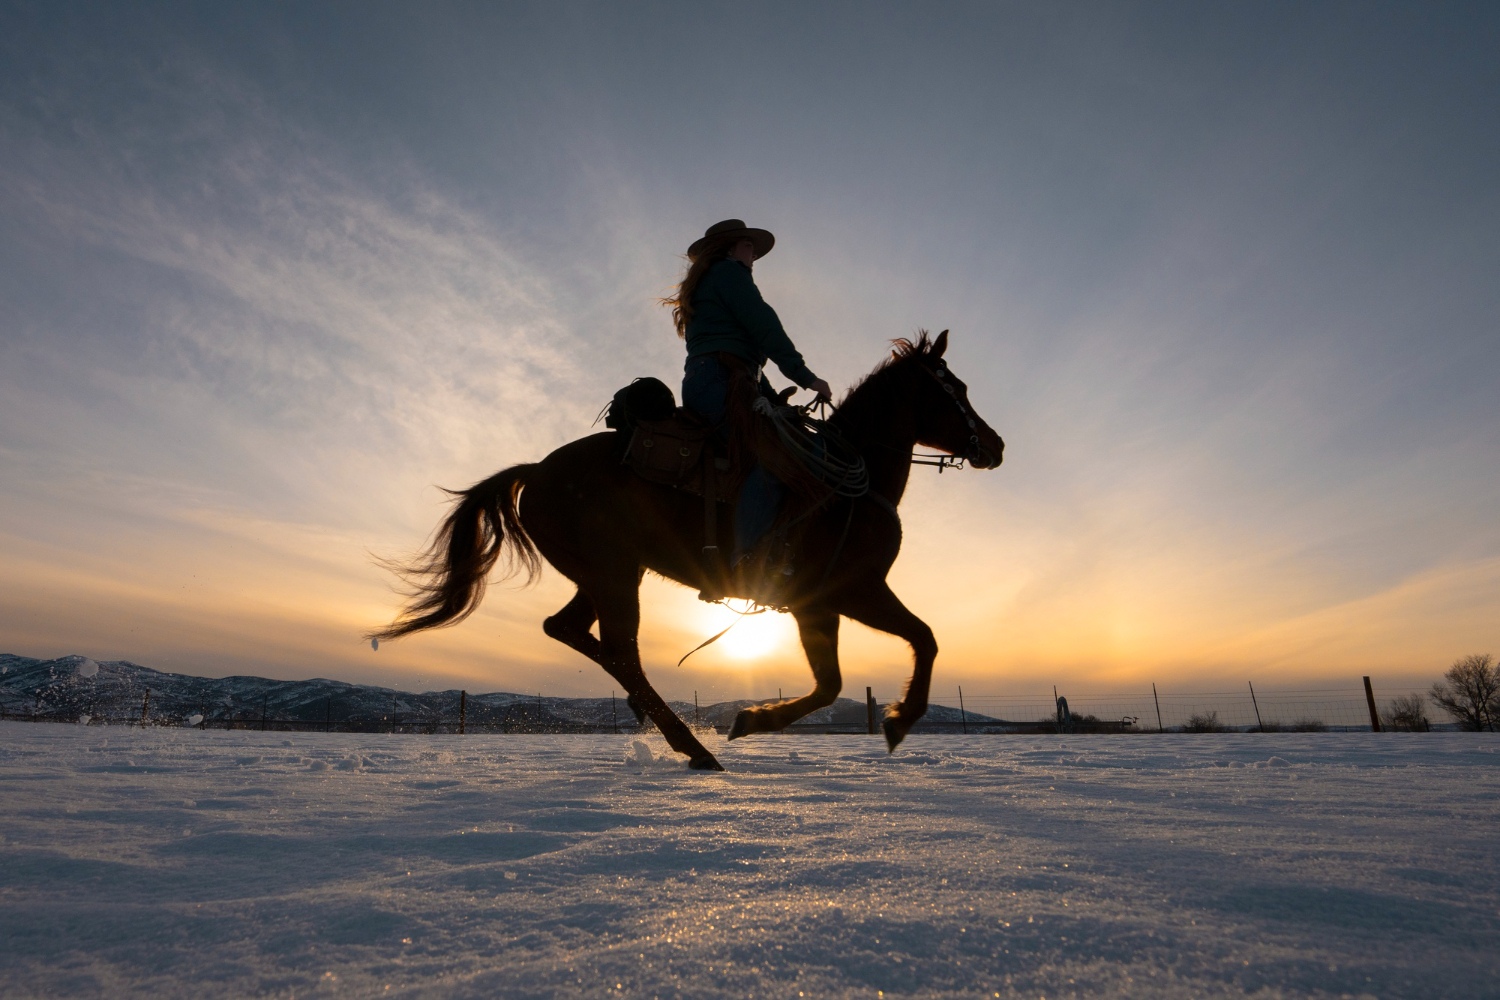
[911,452,967,472]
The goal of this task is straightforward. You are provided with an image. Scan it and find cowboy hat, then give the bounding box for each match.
[686,219,775,260]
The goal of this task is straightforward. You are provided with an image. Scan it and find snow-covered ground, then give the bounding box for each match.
[2,724,1497,999]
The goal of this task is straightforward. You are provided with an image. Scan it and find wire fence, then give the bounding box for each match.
[959,689,1375,732]
[956,678,1457,732]
[0,678,1464,733]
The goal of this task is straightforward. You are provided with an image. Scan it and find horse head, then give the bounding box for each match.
[896,330,1004,469]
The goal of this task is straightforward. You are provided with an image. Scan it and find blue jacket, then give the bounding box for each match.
[684,260,818,387]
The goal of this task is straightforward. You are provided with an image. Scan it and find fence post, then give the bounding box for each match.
[1248,681,1264,732]
[1363,676,1381,732]
[140,690,150,727]
[958,686,968,734]
[459,690,467,735]
[392,694,398,734]
[866,687,876,735]
[1152,683,1164,733]
[612,691,618,733]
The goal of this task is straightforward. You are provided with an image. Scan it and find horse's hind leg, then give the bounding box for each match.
[840,583,937,752]
[543,588,601,659]
[543,585,648,726]
[588,573,724,771]
[728,608,842,740]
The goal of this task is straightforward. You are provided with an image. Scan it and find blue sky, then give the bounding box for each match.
[1,2,1496,701]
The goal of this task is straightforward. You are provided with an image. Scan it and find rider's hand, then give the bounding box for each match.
[808,378,834,404]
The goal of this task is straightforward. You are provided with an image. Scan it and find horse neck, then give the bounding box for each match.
[834,367,918,505]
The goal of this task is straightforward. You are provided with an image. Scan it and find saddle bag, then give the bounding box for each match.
[624,416,735,503]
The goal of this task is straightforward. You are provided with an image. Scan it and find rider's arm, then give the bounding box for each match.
[716,262,820,389]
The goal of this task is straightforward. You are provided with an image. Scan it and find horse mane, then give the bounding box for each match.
[835,329,939,409]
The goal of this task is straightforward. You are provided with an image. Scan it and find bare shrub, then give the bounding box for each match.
[1429,654,1499,732]
[1258,721,1286,732]
[1289,718,1327,732]
[1183,711,1227,733]
[1381,693,1430,732]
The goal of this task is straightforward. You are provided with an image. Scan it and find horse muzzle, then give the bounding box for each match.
[969,436,1004,470]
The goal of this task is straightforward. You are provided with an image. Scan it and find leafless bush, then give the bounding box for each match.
[1289,718,1327,732]
[1381,693,1430,732]
[1183,711,1227,733]
[1429,654,1499,731]
[1258,721,1286,732]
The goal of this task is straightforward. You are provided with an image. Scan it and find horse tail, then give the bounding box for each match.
[369,464,542,642]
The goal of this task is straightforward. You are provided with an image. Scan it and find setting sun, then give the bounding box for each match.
[708,603,797,661]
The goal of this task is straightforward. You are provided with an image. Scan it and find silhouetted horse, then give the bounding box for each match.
[372,330,1003,770]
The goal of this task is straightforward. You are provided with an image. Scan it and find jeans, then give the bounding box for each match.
[682,354,786,561]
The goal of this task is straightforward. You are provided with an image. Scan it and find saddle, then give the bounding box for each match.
[607,374,831,606]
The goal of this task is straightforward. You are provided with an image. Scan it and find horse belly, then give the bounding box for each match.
[517,434,713,588]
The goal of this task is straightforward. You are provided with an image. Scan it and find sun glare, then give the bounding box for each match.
[714,604,793,661]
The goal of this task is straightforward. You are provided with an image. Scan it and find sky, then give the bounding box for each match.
[1,1,1497,704]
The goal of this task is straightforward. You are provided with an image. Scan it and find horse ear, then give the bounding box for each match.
[932,330,949,358]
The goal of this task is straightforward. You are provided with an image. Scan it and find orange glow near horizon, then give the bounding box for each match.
[1,449,1492,703]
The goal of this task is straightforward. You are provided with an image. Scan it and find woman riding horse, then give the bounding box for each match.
[665,220,834,579]
[371,226,1005,769]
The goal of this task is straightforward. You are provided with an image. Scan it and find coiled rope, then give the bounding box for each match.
[751,396,869,498]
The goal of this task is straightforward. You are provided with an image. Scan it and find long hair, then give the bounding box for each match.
[661,233,741,337]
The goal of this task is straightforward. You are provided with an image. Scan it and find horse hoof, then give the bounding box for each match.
[727,710,753,742]
[689,754,725,771]
[882,717,907,753]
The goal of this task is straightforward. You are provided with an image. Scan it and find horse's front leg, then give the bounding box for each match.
[728,608,841,740]
[840,583,937,752]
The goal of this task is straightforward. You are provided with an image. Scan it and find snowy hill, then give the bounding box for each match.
[0,654,999,730]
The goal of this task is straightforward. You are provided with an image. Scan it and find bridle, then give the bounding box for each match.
[910,360,987,471]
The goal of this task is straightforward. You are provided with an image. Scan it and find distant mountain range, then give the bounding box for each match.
[0,653,1000,731]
